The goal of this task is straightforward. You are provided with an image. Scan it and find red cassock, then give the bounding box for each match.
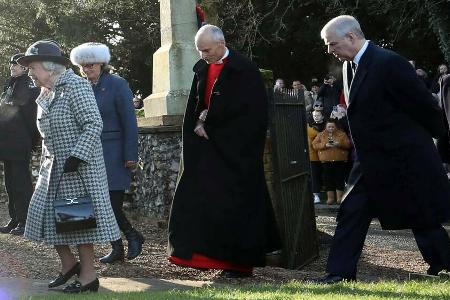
[168,57,252,273]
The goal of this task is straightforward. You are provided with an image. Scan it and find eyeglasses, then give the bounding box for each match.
[80,64,95,69]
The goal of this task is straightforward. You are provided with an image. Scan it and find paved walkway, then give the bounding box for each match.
[0,277,212,299]
[2,204,449,299]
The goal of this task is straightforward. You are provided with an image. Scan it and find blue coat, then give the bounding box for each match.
[92,72,138,191]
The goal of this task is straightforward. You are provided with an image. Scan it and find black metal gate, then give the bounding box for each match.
[269,88,318,269]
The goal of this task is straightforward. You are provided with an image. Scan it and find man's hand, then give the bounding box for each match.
[194,121,209,140]
[199,109,208,122]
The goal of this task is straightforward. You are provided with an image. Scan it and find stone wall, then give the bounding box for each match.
[130,126,182,218]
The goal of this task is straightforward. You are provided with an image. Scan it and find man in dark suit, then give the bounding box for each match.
[315,15,450,283]
[167,25,280,278]
[0,53,39,235]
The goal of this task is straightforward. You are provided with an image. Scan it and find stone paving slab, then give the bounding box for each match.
[0,277,212,299]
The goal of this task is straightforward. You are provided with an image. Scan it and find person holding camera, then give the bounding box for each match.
[318,74,341,117]
[312,119,351,205]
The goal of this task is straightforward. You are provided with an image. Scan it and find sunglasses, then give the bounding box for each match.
[80,64,95,69]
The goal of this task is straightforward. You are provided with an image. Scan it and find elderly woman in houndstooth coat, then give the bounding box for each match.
[17,40,120,294]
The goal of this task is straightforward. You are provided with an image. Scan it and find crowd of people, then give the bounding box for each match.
[0,12,448,295]
[275,60,449,206]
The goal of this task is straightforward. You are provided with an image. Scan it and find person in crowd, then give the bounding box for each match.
[318,74,340,117]
[329,104,353,181]
[307,98,325,124]
[436,73,450,177]
[314,15,450,284]
[329,104,349,134]
[312,119,351,205]
[0,53,40,236]
[167,24,280,278]
[309,81,320,102]
[133,92,144,109]
[432,63,449,94]
[307,110,326,204]
[18,40,120,293]
[416,68,432,90]
[293,80,312,112]
[70,42,143,264]
[274,78,285,92]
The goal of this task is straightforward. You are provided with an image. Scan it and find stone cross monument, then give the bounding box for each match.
[141,0,199,126]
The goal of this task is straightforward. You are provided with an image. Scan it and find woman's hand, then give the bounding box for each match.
[63,156,82,173]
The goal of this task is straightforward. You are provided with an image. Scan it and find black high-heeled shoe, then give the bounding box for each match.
[48,262,81,288]
[63,278,99,293]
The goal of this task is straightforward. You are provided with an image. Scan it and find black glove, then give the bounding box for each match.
[63,156,83,173]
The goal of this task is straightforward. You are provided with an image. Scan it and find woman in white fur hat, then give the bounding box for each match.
[70,43,144,263]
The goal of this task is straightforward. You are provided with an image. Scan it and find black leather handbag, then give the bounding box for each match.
[54,171,97,233]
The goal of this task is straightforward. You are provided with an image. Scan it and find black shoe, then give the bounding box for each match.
[9,224,25,236]
[0,220,18,234]
[48,262,81,288]
[220,270,253,278]
[427,265,444,276]
[124,228,144,260]
[311,274,352,284]
[438,269,450,279]
[100,239,125,263]
[63,278,99,293]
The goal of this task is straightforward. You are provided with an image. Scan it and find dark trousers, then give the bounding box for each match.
[3,160,33,224]
[322,161,347,191]
[326,180,450,278]
[109,190,133,233]
[310,161,322,194]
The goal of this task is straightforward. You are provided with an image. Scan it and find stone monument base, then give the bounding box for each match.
[137,115,184,127]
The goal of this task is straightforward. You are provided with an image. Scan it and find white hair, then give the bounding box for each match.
[41,61,66,75]
[321,15,365,39]
[195,24,225,44]
[70,42,111,66]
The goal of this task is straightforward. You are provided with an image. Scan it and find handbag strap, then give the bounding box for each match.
[54,170,89,201]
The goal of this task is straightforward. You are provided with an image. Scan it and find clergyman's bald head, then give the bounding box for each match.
[195,25,227,64]
[195,25,226,44]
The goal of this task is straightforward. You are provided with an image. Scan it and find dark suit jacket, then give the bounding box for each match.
[0,74,39,160]
[168,50,280,266]
[343,42,450,230]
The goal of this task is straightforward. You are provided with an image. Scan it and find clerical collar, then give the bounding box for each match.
[353,40,369,65]
[213,48,229,65]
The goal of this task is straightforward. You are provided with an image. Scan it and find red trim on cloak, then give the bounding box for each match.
[204,57,228,107]
[168,253,253,273]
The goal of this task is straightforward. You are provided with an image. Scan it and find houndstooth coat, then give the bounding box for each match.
[24,69,120,245]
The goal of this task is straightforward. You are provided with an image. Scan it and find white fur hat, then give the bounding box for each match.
[70,42,111,66]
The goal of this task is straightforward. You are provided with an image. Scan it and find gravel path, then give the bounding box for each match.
[0,201,443,284]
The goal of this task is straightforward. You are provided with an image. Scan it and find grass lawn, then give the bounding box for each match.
[26,280,450,300]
